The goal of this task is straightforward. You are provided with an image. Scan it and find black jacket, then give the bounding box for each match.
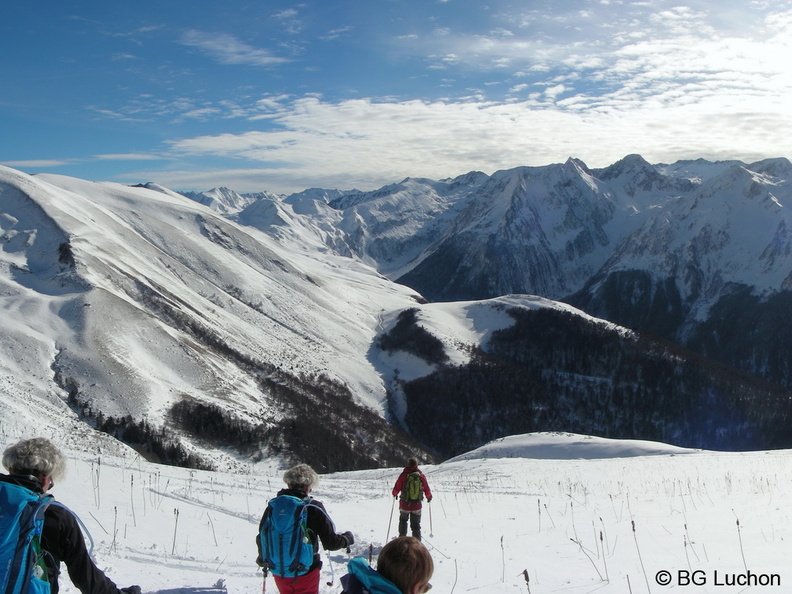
[256,488,350,573]
[0,473,125,594]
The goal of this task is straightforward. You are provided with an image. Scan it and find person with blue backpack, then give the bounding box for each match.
[1,437,141,594]
[256,463,354,594]
[340,537,433,594]
[391,458,432,542]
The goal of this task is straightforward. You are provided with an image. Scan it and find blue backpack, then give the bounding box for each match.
[0,482,53,594]
[259,495,315,577]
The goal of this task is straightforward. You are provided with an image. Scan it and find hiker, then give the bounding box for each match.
[256,463,354,594]
[0,437,141,594]
[391,457,432,541]
[340,537,434,594]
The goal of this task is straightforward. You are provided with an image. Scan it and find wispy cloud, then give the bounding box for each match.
[179,31,289,67]
[1,159,74,168]
[271,8,303,35]
[321,26,353,41]
[87,94,265,123]
[94,153,161,161]
[154,82,790,193]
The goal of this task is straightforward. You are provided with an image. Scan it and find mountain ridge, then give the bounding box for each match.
[219,154,792,388]
[3,155,792,472]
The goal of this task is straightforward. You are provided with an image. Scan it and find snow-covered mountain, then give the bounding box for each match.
[0,165,435,471]
[5,164,709,471]
[569,157,792,385]
[3,154,792,472]
[177,187,282,216]
[228,154,792,388]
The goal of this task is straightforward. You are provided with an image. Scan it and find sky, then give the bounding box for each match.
[2,0,792,195]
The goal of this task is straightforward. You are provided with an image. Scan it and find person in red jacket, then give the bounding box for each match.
[391,457,432,541]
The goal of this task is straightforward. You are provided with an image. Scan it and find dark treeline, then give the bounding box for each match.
[387,307,792,458]
[379,308,449,365]
[63,385,213,470]
[568,274,792,391]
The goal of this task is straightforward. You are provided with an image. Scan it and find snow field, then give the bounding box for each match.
[2,433,790,593]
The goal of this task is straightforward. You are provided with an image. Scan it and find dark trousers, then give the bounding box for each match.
[398,509,422,540]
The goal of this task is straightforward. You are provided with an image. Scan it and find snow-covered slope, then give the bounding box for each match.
[0,165,436,468]
[447,431,697,461]
[4,165,632,468]
[1,430,787,594]
[1,167,407,402]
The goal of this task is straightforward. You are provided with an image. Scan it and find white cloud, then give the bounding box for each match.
[80,3,792,194]
[543,84,566,100]
[95,153,161,161]
[179,31,288,67]
[150,87,791,194]
[1,159,73,168]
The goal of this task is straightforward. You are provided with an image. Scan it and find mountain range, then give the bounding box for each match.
[218,154,792,389]
[1,154,791,472]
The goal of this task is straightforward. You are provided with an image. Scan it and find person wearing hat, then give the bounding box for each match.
[391,457,432,541]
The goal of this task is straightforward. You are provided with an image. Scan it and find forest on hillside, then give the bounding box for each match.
[381,307,792,458]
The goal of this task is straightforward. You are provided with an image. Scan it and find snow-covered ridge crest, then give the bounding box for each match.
[448,432,698,461]
[236,154,792,309]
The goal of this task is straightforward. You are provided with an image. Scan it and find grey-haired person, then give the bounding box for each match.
[0,437,141,594]
[256,463,355,594]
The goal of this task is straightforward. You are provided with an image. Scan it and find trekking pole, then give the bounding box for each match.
[386,496,396,542]
[325,549,337,586]
[429,501,434,538]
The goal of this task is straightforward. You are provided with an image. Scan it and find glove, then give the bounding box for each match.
[121,587,142,594]
[427,497,432,502]
[342,531,355,547]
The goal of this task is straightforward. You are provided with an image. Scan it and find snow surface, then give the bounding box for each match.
[4,160,792,592]
[2,431,790,594]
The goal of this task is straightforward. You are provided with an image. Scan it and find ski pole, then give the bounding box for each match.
[386,496,396,542]
[428,500,434,537]
[325,549,337,586]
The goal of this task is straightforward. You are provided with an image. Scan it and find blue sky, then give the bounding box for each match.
[2,0,792,194]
